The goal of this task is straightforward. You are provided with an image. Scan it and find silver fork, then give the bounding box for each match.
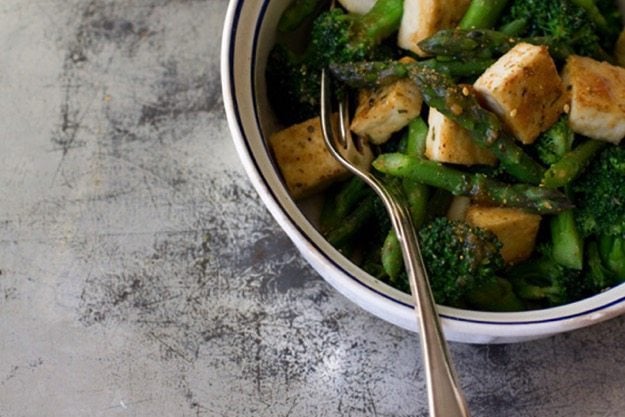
[320,69,471,417]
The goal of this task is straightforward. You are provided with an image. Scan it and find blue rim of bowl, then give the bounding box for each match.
[221,0,625,329]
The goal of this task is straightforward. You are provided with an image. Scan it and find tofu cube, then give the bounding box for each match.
[350,60,423,144]
[474,43,565,145]
[561,55,625,144]
[425,107,497,166]
[465,205,542,265]
[397,0,471,57]
[269,115,349,199]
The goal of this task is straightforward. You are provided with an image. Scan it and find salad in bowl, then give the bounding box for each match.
[222,0,625,342]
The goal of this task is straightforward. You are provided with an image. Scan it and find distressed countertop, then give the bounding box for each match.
[1,1,625,416]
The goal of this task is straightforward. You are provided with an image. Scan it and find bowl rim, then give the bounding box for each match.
[220,0,625,343]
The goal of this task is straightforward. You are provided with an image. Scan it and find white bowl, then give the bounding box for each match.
[221,0,625,343]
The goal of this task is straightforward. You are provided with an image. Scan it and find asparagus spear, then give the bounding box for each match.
[418,57,495,78]
[325,192,378,248]
[417,29,574,61]
[330,60,546,184]
[319,176,369,234]
[541,139,608,189]
[278,0,328,32]
[373,153,572,214]
[550,210,584,270]
[459,0,511,30]
[381,118,430,281]
[418,29,519,59]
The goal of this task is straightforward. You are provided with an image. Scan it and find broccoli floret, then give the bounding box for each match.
[265,0,402,124]
[501,0,621,60]
[571,145,625,237]
[508,236,625,309]
[417,217,505,307]
[266,45,322,125]
[585,239,618,291]
[534,115,575,166]
[508,143,625,309]
[507,244,586,307]
[310,0,402,65]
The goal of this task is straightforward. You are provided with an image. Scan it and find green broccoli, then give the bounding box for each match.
[265,0,403,124]
[500,0,621,60]
[508,145,625,309]
[310,0,403,65]
[508,237,625,309]
[507,244,586,307]
[585,239,618,291]
[383,216,523,311]
[567,146,625,290]
[571,145,625,237]
[265,45,322,125]
[417,217,506,307]
[534,115,576,166]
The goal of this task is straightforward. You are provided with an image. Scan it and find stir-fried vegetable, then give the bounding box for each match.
[266,0,625,311]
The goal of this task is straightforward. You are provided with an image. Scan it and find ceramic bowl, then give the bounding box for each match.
[221,0,625,343]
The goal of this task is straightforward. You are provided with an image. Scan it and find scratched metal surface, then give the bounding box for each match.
[1,1,625,416]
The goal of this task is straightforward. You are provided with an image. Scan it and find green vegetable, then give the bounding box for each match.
[266,0,403,124]
[324,191,378,249]
[534,115,575,166]
[459,0,511,29]
[542,139,607,189]
[465,276,525,312]
[381,118,430,282]
[372,153,571,214]
[571,145,625,236]
[508,245,585,307]
[277,0,328,32]
[598,234,625,281]
[500,0,621,61]
[319,176,370,235]
[509,143,625,308]
[417,217,506,307]
[550,210,584,270]
[310,0,403,65]
[585,240,616,291]
[418,56,495,79]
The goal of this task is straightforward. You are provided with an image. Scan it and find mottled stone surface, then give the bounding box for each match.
[1,1,625,416]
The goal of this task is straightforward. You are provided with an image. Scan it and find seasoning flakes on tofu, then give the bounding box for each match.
[474,43,565,145]
[269,115,350,200]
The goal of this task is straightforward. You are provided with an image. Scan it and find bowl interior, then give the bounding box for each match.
[222,0,625,343]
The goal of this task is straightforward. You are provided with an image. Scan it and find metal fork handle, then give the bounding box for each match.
[383,187,470,417]
[320,71,470,417]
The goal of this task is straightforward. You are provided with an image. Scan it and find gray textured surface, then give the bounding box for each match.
[1,1,625,416]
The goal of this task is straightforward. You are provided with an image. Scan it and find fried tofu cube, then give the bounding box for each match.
[269,115,349,200]
[561,55,625,144]
[465,205,542,265]
[350,60,423,144]
[474,43,565,145]
[424,107,497,166]
[397,0,471,57]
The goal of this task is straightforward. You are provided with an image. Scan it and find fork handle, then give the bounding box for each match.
[392,195,471,417]
[369,175,471,417]
[320,69,470,416]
